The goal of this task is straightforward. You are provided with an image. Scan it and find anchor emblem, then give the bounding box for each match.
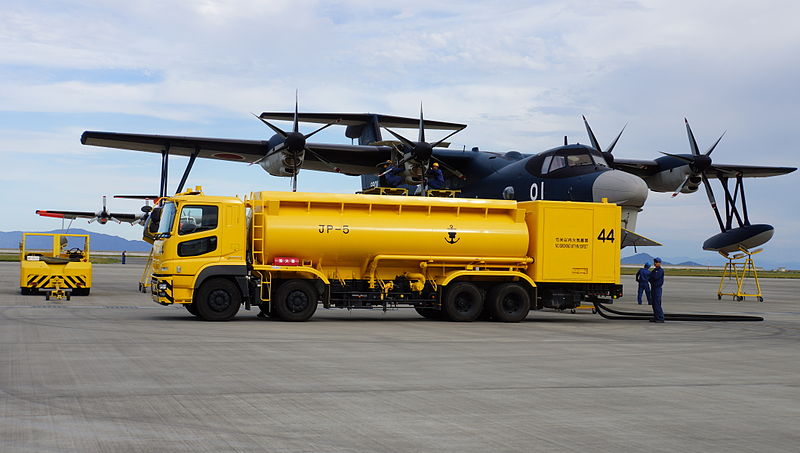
[445,225,460,244]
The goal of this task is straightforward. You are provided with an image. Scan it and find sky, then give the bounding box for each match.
[1,0,798,267]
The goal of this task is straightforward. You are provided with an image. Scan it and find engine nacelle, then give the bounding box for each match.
[259,150,305,177]
[643,166,699,193]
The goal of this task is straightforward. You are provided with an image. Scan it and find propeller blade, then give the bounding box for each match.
[701,173,726,232]
[293,90,300,134]
[704,132,725,156]
[253,113,288,138]
[431,156,465,180]
[303,121,337,140]
[249,142,286,166]
[430,128,462,149]
[418,103,425,143]
[659,151,695,164]
[582,115,602,152]
[383,127,416,149]
[671,175,691,197]
[605,123,627,154]
[685,118,700,156]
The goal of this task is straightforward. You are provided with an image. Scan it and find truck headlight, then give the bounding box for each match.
[158,282,168,290]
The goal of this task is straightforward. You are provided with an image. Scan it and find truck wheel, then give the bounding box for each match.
[414,306,443,320]
[20,287,30,295]
[195,278,241,321]
[184,302,199,317]
[487,283,530,322]
[274,280,318,322]
[443,282,483,322]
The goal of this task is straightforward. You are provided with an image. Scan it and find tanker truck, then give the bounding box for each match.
[147,187,622,322]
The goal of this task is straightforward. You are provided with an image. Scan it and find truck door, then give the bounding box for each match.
[175,204,220,273]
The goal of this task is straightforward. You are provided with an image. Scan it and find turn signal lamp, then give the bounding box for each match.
[273,256,301,266]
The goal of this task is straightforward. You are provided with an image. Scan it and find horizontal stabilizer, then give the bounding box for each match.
[259,112,466,131]
[621,229,662,248]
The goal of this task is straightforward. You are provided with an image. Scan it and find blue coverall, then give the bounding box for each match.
[382,165,404,187]
[426,167,445,189]
[635,266,651,305]
[649,266,665,321]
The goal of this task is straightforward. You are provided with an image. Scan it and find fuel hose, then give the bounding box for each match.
[593,302,763,322]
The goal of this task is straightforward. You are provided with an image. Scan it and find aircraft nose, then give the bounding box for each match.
[592,169,649,207]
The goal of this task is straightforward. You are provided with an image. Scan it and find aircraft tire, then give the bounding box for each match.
[487,283,530,323]
[443,282,483,322]
[273,280,318,322]
[195,278,241,321]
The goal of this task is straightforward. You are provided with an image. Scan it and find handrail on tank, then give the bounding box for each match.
[364,254,532,289]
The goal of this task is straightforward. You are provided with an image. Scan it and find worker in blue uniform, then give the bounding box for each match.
[426,162,446,190]
[379,161,404,187]
[635,262,651,305]
[649,257,665,322]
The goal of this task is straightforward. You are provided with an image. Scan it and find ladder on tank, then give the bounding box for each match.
[717,248,764,302]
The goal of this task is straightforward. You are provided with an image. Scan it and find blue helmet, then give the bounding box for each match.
[644,262,651,267]
[654,257,662,263]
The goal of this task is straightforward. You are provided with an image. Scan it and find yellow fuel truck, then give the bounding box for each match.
[147,187,622,322]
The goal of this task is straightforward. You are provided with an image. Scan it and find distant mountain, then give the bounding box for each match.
[621,252,670,265]
[1,229,150,252]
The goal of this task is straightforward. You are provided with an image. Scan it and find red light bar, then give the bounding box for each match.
[273,256,301,266]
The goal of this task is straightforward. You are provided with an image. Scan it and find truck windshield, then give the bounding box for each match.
[157,202,177,236]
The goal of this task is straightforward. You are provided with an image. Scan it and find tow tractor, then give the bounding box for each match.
[19,233,92,298]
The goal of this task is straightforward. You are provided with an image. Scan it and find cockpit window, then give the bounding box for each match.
[546,155,566,173]
[591,152,609,167]
[566,153,594,167]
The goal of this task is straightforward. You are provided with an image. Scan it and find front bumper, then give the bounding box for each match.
[150,276,174,305]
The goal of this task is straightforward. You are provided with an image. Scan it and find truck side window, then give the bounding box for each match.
[178,236,218,257]
[178,205,218,235]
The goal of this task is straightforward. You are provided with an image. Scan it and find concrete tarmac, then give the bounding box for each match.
[1,261,799,452]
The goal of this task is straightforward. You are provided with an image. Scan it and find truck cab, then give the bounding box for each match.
[150,187,248,317]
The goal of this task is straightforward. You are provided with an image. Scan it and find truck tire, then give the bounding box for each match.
[487,283,530,323]
[195,278,241,321]
[274,280,318,322]
[73,288,90,296]
[443,282,483,322]
[184,302,199,317]
[414,306,443,320]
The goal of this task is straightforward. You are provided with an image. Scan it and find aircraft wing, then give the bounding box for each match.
[621,228,662,248]
[36,209,140,224]
[613,158,796,178]
[81,131,395,175]
[108,213,142,224]
[36,210,96,220]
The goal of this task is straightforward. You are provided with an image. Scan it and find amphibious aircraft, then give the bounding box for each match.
[80,105,795,251]
[36,195,155,226]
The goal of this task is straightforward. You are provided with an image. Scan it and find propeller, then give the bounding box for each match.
[381,104,466,183]
[582,115,626,167]
[252,92,338,192]
[661,119,731,231]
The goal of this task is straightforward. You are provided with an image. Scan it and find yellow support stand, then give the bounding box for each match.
[426,189,460,198]
[717,248,764,302]
[357,187,408,196]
